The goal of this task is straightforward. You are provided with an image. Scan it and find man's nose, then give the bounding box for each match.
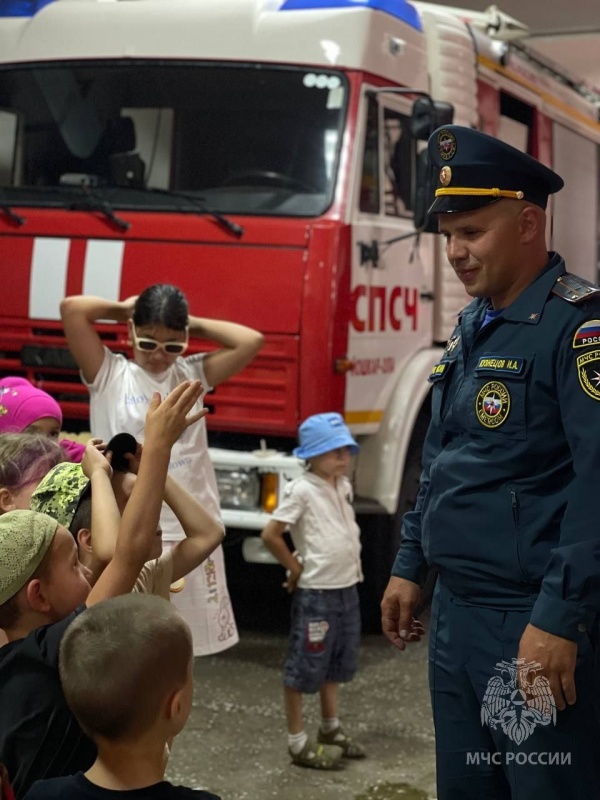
[446,236,467,263]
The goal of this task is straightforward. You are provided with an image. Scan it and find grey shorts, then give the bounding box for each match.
[284,585,361,694]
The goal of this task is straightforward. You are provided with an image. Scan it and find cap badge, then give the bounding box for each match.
[439,166,452,186]
[437,129,457,162]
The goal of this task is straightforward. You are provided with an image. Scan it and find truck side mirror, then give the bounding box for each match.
[411,99,454,231]
[414,149,439,233]
[409,98,454,141]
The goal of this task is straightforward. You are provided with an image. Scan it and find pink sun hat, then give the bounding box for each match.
[0,378,63,434]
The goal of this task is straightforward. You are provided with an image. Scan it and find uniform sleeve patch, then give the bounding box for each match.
[577,350,600,401]
[572,320,600,349]
[475,357,525,375]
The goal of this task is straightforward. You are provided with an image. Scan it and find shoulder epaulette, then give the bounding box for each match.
[552,273,600,303]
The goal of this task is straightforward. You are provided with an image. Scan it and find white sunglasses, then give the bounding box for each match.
[131,326,189,355]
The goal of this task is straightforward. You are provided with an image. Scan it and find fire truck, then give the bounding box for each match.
[0,0,599,624]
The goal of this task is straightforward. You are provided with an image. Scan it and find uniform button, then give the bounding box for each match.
[578,623,587,633]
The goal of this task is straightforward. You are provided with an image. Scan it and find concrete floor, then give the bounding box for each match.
[166,629,436,800]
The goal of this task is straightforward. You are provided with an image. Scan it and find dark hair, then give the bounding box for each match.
[132,284,188,331]
[59,594,192,740]
[0,433,65,493]
[70,494,92,538]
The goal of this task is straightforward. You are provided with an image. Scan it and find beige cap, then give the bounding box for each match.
[0,509,58,605]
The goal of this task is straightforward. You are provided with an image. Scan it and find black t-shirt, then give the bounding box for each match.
[0,608,96,799]
[23,773,221,799]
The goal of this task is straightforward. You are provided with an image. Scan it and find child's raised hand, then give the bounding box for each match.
[144,380,207,448]
[81,437,113,479]
[120,294,139,319]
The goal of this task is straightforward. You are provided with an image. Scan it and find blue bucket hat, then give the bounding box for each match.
[293,413,359,459]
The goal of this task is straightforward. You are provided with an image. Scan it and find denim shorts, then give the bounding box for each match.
[284,585,361,694]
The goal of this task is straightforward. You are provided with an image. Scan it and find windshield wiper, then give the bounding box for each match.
[0,190,26,226]
[68,186,130,232]
[140,187,244,238]
[0,204,25,227]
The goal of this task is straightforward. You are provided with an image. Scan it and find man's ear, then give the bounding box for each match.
[76,528,93,554]
[0,488,16,513]
[25,578,52,614]
[519,205,544,243]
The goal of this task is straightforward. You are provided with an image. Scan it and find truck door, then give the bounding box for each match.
[347,90,434,435]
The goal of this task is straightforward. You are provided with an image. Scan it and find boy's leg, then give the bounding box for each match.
[319,681,338,721]
[317,587,366,758]
[283,589,344,769]
[284,685,304,734]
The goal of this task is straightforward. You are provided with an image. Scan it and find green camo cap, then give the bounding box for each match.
[0,509,58,604]
[30,462,90,531]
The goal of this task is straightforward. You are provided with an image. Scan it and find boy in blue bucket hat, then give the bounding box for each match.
[261,413,365,770]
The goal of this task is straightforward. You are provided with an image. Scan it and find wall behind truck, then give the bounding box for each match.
[552,124,599,283]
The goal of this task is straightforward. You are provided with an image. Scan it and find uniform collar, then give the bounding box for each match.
[500,252,565,324]
[457,252,565,331]
[305,471,342,490]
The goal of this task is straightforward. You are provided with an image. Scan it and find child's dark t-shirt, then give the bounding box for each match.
[0,608,96,799]
[23,773,221,799]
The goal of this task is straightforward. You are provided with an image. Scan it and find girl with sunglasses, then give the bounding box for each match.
[60,285,264,656]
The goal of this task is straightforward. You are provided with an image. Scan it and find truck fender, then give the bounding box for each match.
[354,346,443,513]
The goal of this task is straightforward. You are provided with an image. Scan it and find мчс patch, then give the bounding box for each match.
[577,349,600,400]
[475,381,511,428]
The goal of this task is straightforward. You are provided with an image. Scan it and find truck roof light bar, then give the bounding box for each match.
[280,0,422,31]
[0,0,55,16]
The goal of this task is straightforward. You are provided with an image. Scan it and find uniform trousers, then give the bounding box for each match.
[430,580,600,799]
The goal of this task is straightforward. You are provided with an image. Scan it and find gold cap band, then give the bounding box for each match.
[435,187,524,199]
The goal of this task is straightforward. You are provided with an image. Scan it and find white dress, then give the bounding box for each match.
[85,347,239,656]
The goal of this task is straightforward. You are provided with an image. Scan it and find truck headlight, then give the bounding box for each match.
[215,468,260,510]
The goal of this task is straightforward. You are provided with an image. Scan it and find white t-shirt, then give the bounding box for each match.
[134,549,174,600]
[85,348,239,656]
[86,347,221,541]
[271,472,364,590]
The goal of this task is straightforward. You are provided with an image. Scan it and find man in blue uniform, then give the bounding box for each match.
[381,125,600,799]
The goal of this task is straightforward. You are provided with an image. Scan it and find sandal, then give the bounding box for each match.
[289,739,344,770]
[317,726,366,759]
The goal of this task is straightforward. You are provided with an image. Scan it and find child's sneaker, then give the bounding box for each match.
[317,726,366,759]
[289,739,344,770]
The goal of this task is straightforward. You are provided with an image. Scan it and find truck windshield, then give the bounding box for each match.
[0,61,347,217]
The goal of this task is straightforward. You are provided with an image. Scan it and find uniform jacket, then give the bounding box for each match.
[392,253,600,640]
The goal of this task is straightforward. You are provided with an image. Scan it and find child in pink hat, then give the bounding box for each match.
[0,378,85,462]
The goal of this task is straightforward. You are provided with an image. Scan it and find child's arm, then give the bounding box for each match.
[80,438,120,566]
[86,380,205,606]
[164,476,225,582]
[261,520,303,593]
[60,294,136,384]
[187,316,264,387]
